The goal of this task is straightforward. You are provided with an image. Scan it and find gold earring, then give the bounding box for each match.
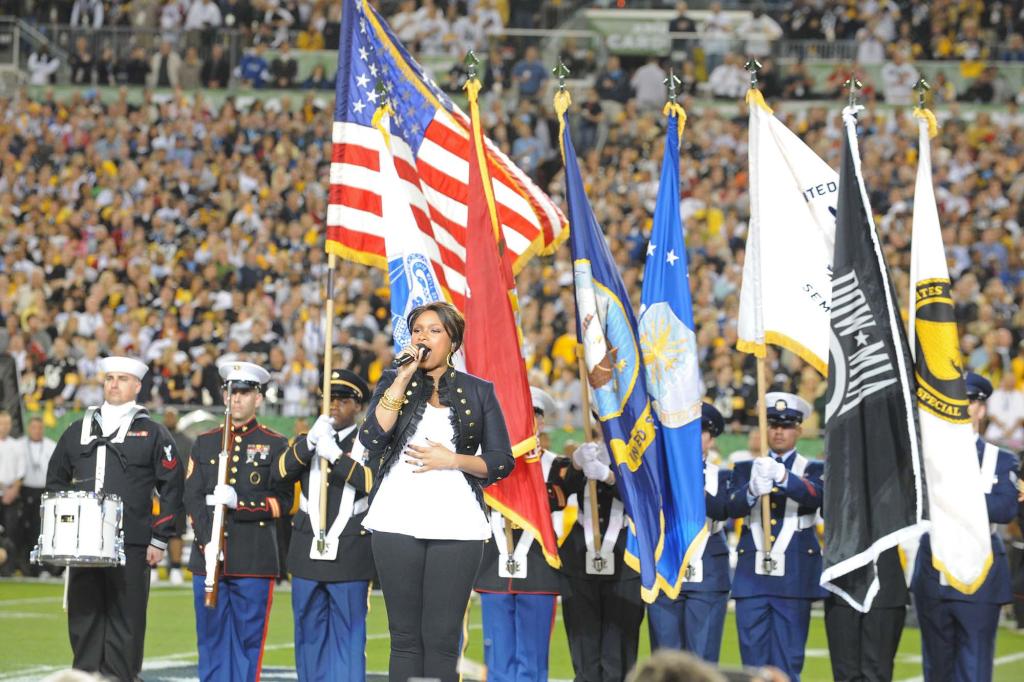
[447,351,455,368]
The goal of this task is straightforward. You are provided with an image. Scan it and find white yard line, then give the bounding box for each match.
[897,651,1024,682]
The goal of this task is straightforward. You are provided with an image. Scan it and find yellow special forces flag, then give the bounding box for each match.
[908,108,993,593]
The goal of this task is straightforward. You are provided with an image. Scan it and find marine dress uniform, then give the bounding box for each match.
[912,373,1020,682]
[560,440,645,682]
[45,356,184,681]
[474,388,584,682]
[184,362,291,682]
[647,403,732,662]
[273,370,375,682]
[725,392,826,682]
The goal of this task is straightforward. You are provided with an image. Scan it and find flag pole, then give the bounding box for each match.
[317,252,337,554]
[577,344,603,558]
[745,57,774,562]
[756,357,773,560]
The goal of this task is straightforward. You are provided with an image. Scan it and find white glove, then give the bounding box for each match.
[572,442,603,468]
[753,456,787,483]
[211,484,238,509]
[306,414,336,449]
[582,459,611,482]
[748,474,773,497]
[317,436,342,464]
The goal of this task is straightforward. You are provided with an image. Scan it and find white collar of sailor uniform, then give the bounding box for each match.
[99,401,140,437]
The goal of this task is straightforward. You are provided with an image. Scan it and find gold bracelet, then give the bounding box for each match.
[379,391,405,411]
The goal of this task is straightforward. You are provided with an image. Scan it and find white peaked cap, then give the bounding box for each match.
[99,356,149,380]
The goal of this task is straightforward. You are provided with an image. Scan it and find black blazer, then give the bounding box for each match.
[358,368,515,512]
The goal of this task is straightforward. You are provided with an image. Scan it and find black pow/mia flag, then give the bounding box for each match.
[819,110,928,612]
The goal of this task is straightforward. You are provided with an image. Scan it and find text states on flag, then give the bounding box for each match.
[819,108,927,613]
[908,111,992,594]
[737,90,837,374]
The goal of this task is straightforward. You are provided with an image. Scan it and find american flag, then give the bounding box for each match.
[327,0,567,310]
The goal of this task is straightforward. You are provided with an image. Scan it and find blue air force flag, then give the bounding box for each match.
[638,106,707,598]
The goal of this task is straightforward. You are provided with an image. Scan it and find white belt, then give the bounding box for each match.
[299,493,368,517]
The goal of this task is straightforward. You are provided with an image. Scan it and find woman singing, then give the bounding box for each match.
[360,301,514,682]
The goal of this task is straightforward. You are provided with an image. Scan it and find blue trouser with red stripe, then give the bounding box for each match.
[480,592,556,682]
[192,575,274,682]
[291,577,369,682]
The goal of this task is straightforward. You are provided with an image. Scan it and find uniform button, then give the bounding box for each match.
[771,503,778,509]
[469,422,475,427]
[234,446,240,452]
[465,409,471,415]
[259,521,266,527]
[411,382,417,387]
[739,549,745,554]
[231,467,237,473]
[808,549,814,555]
[209,459,215,464]
[372,439,379,444]
[232,455,239,462]
[360,530,367,535]
[770,535,777,542]
[499,465,505,470]
[460,398,467,404]
[406,390,413,396]
[457,388,463,393]
[234,436,242,443]
[229,478,236,484]
[772,487,779,493]
[770,519,777,526]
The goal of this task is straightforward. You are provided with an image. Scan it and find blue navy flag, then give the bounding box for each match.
[638,106,707,598]
[555,91,665,602]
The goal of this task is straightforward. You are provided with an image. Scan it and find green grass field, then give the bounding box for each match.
[1,579,1022,681]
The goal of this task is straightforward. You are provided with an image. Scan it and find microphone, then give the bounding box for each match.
[394,343,430,368]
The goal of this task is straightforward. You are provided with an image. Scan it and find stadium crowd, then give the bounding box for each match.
[1,0,1024,585]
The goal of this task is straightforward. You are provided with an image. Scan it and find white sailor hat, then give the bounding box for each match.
[765,391,812,425]
[218,360,271,391]
[99,356,149,380]
[530,386,557,418]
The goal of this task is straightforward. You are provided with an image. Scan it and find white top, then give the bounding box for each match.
[0,436,28,488]
[23,436,57,488]
[363,404,490,540]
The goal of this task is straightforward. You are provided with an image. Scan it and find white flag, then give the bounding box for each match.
[907,112,993,593]
[737,90,837,374]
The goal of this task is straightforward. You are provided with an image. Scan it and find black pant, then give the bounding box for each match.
[563,576,645,682]
[17,486,43,575]
[1008,541,1024,627]
[0,495,21,576]
[824,600,906,682]
[68,545,150,681]
[371,531,483,682]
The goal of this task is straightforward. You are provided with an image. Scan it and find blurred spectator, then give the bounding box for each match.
[0,409,27,577]
[669,1,697,63]
[297,11,327,50]
[179,46,202,90]
[69,36,95,85]
[269,43,298,89]
[478,0,504,37]
[984,373,1024,450]
[0,354,22,439]
[69,0,103,28]
[95,46,116,86]
[595,54,632,106]
[880,48,919,105]
[221,0,255,32]
[700,1,733,75]
[148,39,182,88]
[200,43,231,88]
[578,88,604,154]
[630,56,667,112]
[119,46,150,85]
[736,5,784,58]
[303,64,333,90]
[781,61,816,100]
[708,54,747,100]
[962,66,1000,104]
[235,43,270,88]
[17,416,54,576]
[855,25,887,65]
[1002,33,1024,61]
[390,0,420,47]
[27,47,60,85]
[511,45,547,101]
[184,0,222,32]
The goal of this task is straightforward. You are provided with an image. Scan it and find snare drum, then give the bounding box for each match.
[32,491,126,567]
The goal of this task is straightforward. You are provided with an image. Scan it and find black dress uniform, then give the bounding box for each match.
[825,547,908,682]
[475,448,584,682]
[184,361,291,682]
[560,466,644,682]
[45,357,184,681]
[273,369,375,681]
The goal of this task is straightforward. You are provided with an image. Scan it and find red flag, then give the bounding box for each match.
[463,77,560,568]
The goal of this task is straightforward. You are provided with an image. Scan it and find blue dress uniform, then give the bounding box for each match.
[273,370,375,682]
[475,447,582,682]
[725,393,826,682]
[911,373,1020,682]
[647,403,732,663]
[184,362,291,682]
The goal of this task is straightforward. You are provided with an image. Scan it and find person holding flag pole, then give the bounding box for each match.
[729,61,831,682]
[905,81,1019,682]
